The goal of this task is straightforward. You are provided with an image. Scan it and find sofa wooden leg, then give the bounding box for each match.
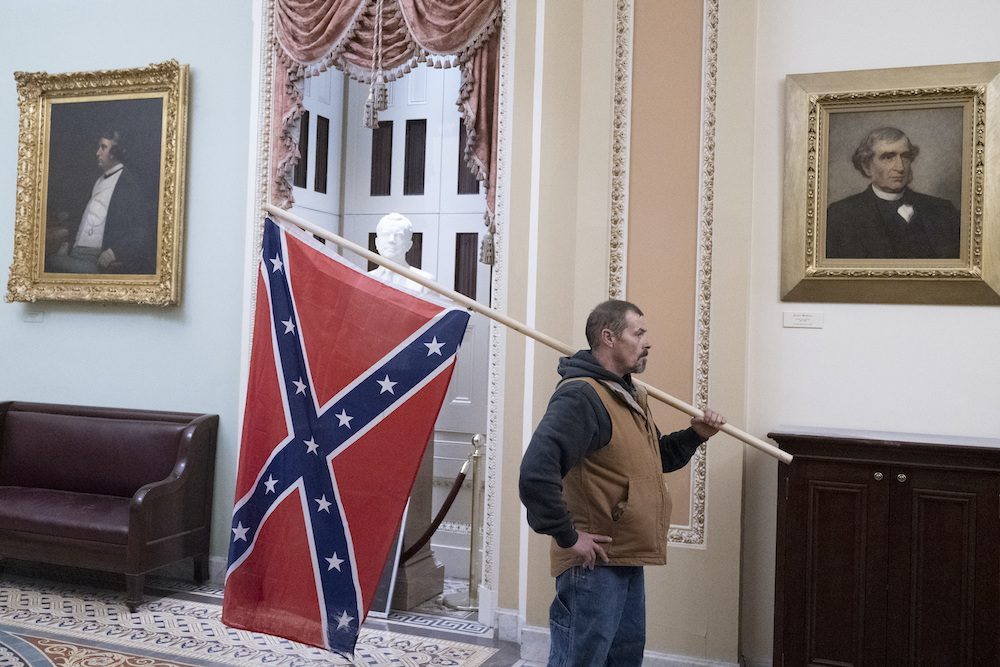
[193,554,209,582]
[125,573,144,612]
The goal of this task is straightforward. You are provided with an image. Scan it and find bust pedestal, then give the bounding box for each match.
[390,439,444,609]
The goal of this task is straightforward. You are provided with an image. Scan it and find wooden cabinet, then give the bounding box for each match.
[770,428,1000,667]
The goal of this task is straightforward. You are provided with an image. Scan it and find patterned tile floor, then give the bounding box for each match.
[0,561,533,667]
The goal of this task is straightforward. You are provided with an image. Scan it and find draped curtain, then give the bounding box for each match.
[270,0,501,258]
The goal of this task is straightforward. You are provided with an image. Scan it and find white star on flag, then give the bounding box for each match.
[293,378,307,395]
[264,475,278,493]
[424,337,445,356]
[270,255,283,273]
[377,375,397,394]
[304,438,319,454]
[282,318,295,334]
[232,522,249,541]
[335,611,354,631]
[326,553,344,571]
[336,409,353,428]
[315,495,332,513]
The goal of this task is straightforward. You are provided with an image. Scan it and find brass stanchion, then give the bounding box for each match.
[444,434,484,611]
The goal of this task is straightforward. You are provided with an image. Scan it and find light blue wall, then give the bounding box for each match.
[0,1,254,568]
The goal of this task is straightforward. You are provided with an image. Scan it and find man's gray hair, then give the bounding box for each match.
[851,127,919,176]
[585,299,643,350]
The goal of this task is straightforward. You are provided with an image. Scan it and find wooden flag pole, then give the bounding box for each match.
[262,204,792,465]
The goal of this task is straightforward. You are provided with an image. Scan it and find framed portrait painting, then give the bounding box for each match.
[6,60,188,305]
[781,61,1000,304]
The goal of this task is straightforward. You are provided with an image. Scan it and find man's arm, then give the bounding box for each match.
[518,382,609,548]
[657,408,726,472]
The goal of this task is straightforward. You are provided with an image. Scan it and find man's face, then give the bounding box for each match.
[610,311,650,375]
[96,137,119,172]
[865,137,914,193]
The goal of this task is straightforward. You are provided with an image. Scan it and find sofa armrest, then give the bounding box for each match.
[129,414,219,545]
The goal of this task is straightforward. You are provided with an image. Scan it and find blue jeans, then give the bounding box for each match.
[547,565,646,667]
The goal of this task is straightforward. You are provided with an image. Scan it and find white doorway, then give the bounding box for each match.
[290,63,490,595]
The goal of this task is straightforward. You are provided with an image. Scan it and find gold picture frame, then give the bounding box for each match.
[781,62,1000,304]
[6,60,189,306]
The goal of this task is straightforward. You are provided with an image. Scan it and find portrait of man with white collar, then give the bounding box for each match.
[825,125,962,260]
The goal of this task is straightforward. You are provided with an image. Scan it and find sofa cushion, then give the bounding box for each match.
[0,486,130,545]
[0,411,183,497]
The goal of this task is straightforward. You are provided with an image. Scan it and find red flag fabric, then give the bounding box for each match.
[222,217,469,656]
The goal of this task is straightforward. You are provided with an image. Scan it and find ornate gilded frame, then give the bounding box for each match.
[781,62,1000,304]
[7,60,189,305]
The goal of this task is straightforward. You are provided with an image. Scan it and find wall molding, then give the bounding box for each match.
[612,0,720,547]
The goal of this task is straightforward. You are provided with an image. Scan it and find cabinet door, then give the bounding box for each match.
[782,458,889,667]
[886,465,1000,667]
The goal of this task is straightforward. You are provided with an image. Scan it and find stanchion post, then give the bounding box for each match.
[468,434,483,606]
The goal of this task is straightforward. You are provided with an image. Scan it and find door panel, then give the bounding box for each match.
[784,459,888,667]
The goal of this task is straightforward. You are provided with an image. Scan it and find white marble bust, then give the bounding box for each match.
[368,213,434,293]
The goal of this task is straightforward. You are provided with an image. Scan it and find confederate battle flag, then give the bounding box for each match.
[222,216,469,656]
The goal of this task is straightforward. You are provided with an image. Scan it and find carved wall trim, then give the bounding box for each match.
[612,0,719,545]
[480,0,512,598]
[609,0,633,300]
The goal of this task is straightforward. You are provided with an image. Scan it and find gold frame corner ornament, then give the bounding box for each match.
[6,60,189,306]
[781,61,1000,305]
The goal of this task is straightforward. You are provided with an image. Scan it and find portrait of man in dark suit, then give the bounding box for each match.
[42,99,162,275]
[825,126,962,259]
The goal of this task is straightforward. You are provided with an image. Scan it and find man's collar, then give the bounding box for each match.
[103,164,124,179]
[871,184,905,201]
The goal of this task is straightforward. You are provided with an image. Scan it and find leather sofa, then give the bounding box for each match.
[0,401,218,611]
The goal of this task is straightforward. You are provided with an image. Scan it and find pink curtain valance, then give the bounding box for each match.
[270,0,501,259]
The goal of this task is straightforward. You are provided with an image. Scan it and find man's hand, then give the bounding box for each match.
[98,248,117,270]
[691,408,726,439]
[570,530,612,570]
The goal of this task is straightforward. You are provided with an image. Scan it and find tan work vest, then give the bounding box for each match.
[549,377,672,577]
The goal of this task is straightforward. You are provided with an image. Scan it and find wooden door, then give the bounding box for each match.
[885,464,1000,667]
[781,457,889,667]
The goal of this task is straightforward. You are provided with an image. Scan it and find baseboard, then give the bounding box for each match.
[494,606,520,644]
[519,624,741,667]
[519,624,549,663]
[150,556,228,586]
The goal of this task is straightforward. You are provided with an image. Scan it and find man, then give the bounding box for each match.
[47,130,157,274]
[519,299,726,666]
[826,126,961,259]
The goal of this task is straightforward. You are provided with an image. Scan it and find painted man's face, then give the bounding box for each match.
[96,137,119,172]
[865,137,914,193]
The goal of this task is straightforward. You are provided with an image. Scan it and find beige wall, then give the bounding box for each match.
[628,0,703,536]
[500,0,751,662]
[499,0,617,630]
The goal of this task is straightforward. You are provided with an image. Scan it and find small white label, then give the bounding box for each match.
[783,311,824,329]
[22,307,45,323]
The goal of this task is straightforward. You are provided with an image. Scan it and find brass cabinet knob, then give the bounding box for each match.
[874,471,884,481]
[897,473,907,483]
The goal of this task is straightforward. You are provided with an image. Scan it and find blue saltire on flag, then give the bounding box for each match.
[222,216,469,656]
